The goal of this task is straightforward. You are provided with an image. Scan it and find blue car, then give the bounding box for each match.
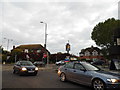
[58,61,120,90]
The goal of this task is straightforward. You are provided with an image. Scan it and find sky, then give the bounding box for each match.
[0,0,120,55]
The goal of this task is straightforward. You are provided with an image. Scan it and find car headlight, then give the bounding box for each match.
[107,79,119,83]
[21,67,27,71]
[57,69,61,74]
[35,67,38,71]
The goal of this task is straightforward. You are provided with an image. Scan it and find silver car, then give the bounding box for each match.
[58,61,120,90]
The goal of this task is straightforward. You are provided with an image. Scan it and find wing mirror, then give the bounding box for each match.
[80,68,86,72]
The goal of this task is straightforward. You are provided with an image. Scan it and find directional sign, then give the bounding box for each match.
[43,53,47,58]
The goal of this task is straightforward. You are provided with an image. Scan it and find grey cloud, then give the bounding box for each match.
[1,1,118,55]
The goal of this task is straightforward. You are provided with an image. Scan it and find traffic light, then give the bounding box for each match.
[66,43,70,51]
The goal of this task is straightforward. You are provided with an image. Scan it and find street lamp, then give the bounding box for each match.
[40,21,49,65]
[4,38,13,51]
[40,21,47,49]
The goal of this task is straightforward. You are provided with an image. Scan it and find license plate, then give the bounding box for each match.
[28,71,34,73]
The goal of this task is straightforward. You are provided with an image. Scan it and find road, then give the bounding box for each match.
[2,64,91,90]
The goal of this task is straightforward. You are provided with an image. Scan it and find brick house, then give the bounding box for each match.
[79,46,104,62]
[11,44,50,62]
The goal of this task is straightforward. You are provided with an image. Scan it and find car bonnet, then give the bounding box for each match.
[93,70,120,79]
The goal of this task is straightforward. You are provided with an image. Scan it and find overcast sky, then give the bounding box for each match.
[1,0,119,55]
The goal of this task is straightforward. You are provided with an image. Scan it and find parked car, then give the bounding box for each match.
[13,60,38,76]
[33,61,45,67]
[91,60,105,65]
[55,60,65,65]
[58,61,120,90]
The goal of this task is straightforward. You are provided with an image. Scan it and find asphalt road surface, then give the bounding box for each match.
[2,64,91,90]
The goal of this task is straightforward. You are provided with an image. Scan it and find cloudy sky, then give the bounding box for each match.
[1,0,120,55]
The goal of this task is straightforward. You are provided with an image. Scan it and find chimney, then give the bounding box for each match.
[13,46,15,49]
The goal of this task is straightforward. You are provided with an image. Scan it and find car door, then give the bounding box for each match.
[63,62,75,80]
[14,62,21,72]
[72,63,92,85]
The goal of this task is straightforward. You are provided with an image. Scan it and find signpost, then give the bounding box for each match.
[65,56,70,63]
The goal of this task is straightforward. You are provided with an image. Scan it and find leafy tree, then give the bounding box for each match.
[91,18,120,48]
[0,46,10,63]
[11,48,22,55]
[91,18,120,59]
[2,54,7,63]
[10,49,23,62]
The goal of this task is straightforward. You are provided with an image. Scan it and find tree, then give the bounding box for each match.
[91,18,120,48]
[91,18,120,59]
[0,46,10,63]
[10,49,23,62]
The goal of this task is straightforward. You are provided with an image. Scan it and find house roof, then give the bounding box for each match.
[80,46,101,54]
[85,47,100,52]
[14,44,50,53]
[17,44,44,49]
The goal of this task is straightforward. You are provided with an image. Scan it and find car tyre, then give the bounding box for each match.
[92,79,105,90]
[60,73,66,82]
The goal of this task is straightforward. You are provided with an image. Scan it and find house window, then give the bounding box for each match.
[37,50,41,53]
[117,38,120,45]
[85,51,90,56]
[80,53,84,56]
[100,53,103,56]
[24,49,28,53]
[92,50,98,56]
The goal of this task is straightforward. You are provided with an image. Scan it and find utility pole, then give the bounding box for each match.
[4,38,13,51]
[40,21,49,65]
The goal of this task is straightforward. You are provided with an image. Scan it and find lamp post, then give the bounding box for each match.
[40,21,47,49]
[40,21,49,65]
[4,38,13,51]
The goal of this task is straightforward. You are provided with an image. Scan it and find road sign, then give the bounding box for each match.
[43,53,47,58]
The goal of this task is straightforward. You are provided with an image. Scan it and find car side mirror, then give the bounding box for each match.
[80,68,86,72]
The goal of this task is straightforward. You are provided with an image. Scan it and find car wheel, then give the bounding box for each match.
[92,79,105,90]
[60,73,66,82]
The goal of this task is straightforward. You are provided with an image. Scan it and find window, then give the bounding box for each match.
[24,49,29,53]
[100,53,103,56]
[37,50,41,53]
[92,50,98,56]
[74,63,85,70]
[85,51,90,56]
[82,63,100,71]
[117,38,120,45]
[65,62,74,69]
